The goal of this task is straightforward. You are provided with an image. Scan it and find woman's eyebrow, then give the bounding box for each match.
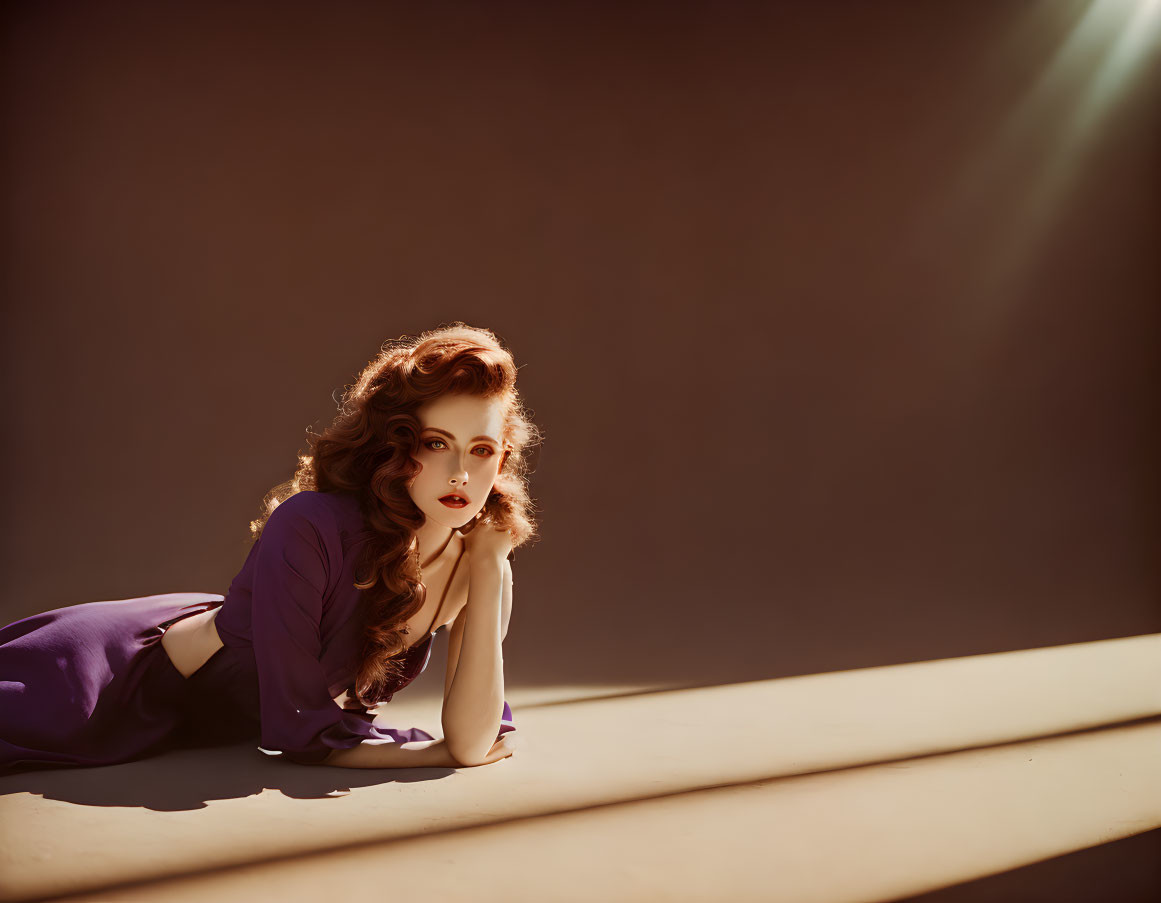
[425,427,499,445]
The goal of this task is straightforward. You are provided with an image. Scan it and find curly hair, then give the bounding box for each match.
[248,322,542,706]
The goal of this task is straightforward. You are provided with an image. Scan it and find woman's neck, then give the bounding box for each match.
[413,522,456,569]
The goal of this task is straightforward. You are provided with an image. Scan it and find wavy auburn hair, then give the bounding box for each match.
[249,322,542,706]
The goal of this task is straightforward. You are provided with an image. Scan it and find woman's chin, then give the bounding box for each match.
[427,507,474,529]
[455,511,485,532]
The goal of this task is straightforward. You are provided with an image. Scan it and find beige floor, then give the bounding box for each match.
[2,634,1158,903]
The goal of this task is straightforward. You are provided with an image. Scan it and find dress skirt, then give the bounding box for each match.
[0,592,255,773]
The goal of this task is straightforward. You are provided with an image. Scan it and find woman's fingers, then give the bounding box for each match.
[481,733,516,764]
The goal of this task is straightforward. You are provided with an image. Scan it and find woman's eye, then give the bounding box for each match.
[423,440,493,457]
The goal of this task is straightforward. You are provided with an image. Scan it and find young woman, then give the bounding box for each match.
[0,322,542,773]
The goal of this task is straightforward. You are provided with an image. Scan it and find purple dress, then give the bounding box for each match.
[0,490,515,772]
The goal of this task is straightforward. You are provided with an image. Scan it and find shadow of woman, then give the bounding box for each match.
[0,741,458,811]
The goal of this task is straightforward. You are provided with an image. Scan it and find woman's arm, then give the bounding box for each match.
[320,552,515,770]
[321,738,456,768]
[441,553,508,766]
[444,557,512,699]
[321,734,513,769]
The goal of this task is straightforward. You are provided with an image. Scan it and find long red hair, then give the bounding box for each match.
[249,322,542,705]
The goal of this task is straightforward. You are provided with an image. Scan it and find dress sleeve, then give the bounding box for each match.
[250,493,435,765]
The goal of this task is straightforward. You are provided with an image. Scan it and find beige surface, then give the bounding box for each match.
[2,635,1158,902]
[38,722,1161,903]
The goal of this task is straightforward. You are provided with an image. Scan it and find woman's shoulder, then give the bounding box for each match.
[274,490,371,545]
[263,490,354,538]
[267,489,327,520]
[271,489,359,519]
[259,491,360,578]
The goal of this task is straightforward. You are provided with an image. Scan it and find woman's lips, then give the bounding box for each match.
[439,495,468,509]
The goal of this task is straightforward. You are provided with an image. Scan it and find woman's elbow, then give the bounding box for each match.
[446,735,492,767]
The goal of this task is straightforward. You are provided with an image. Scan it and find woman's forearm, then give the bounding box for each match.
[320,737,459,769]
[441,556,506,766]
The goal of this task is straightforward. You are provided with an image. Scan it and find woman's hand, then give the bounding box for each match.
[472,733,516,766]
[459,521,514,565]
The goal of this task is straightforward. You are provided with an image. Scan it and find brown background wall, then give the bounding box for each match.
[3,0,1158,689]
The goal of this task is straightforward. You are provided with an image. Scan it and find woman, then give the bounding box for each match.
[0,322,542,772]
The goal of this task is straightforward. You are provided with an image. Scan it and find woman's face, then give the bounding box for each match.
[408,392,508,530]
